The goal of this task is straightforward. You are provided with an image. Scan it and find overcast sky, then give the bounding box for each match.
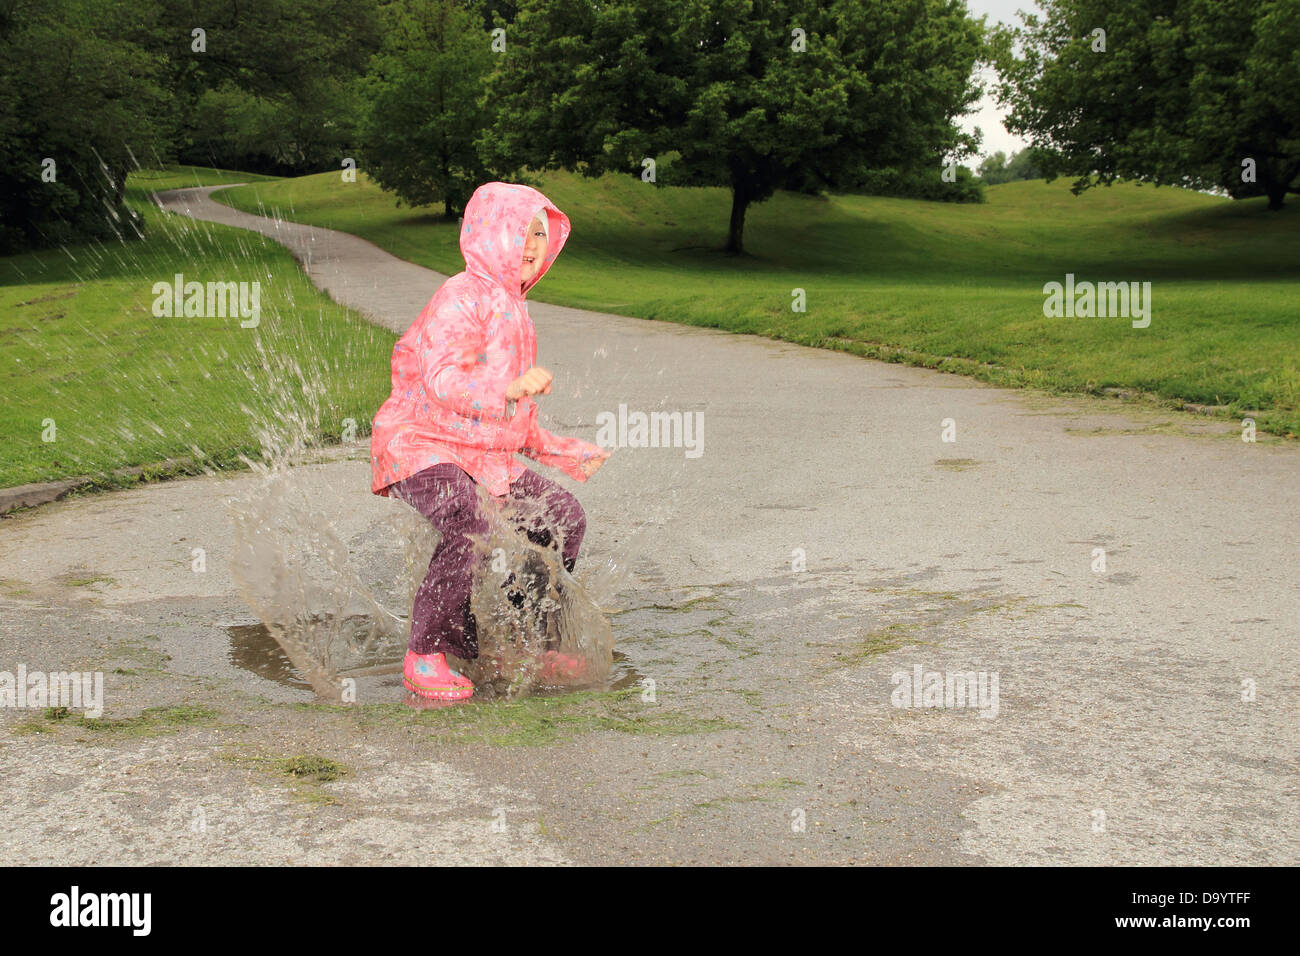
[960,0,1039,161]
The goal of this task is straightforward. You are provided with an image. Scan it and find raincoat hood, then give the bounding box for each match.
[459,181,571,299]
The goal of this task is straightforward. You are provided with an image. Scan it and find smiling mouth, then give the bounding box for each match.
[523,257,536,264]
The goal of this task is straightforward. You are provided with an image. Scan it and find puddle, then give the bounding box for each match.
[227,619,406,692]
[521,650,645,696]
[229,622,644,697]
[228,622,313,691]
[607,651,645,691]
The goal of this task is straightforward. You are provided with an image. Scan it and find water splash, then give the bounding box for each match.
[226,334,633,701]
[458,490,616,698]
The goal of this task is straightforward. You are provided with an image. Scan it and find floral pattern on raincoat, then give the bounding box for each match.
[370,181,602,498]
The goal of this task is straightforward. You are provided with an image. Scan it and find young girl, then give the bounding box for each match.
[370,181,610,701]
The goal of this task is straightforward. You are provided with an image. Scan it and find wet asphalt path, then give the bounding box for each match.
[0,185,1294,865]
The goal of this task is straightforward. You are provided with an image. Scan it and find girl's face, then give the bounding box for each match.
[521,216,547,288]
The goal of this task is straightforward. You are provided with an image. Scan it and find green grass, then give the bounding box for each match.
[214,751,349,806]
[11,704,219,739]
[214,168,1300,436]
[307,687,739,747]
[275,754,347,782]
[54,572,117,588]
[124,163,281,193]
[0,164,395,487]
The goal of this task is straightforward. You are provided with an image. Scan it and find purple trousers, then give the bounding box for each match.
[387,463,587,659]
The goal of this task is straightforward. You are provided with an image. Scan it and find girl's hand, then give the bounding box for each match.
[581,448,611,478]
[506,366,553,401]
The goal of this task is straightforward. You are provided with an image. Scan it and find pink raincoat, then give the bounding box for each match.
[370,182,602,498]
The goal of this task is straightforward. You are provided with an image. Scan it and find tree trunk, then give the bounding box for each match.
[726,183,748,254]
[1266,181,1286,210]
[1262,166,1287,210]
[110,163,128,205]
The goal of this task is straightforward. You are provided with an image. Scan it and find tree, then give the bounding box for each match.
[0,0,173,252]
[145,0,382,176]
[477,0,987,253]
[977,151,1008,182]
[357,0,495,216]
[977,148,1044,184]
[0,0,386,252]
[994,0,1300,210]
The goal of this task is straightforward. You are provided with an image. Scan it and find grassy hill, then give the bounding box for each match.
[0,165,394,489]
[215,169,1300,435]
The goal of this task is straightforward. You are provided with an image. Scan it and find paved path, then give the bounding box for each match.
[0,185,1294,865]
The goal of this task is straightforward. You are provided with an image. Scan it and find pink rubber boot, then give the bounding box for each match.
[538,649,589,684]
[403,651,474,701]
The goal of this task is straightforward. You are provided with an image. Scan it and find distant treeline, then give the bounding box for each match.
[977,150,1044,185]
[0,0,987,254]
[2,0,1294,256]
